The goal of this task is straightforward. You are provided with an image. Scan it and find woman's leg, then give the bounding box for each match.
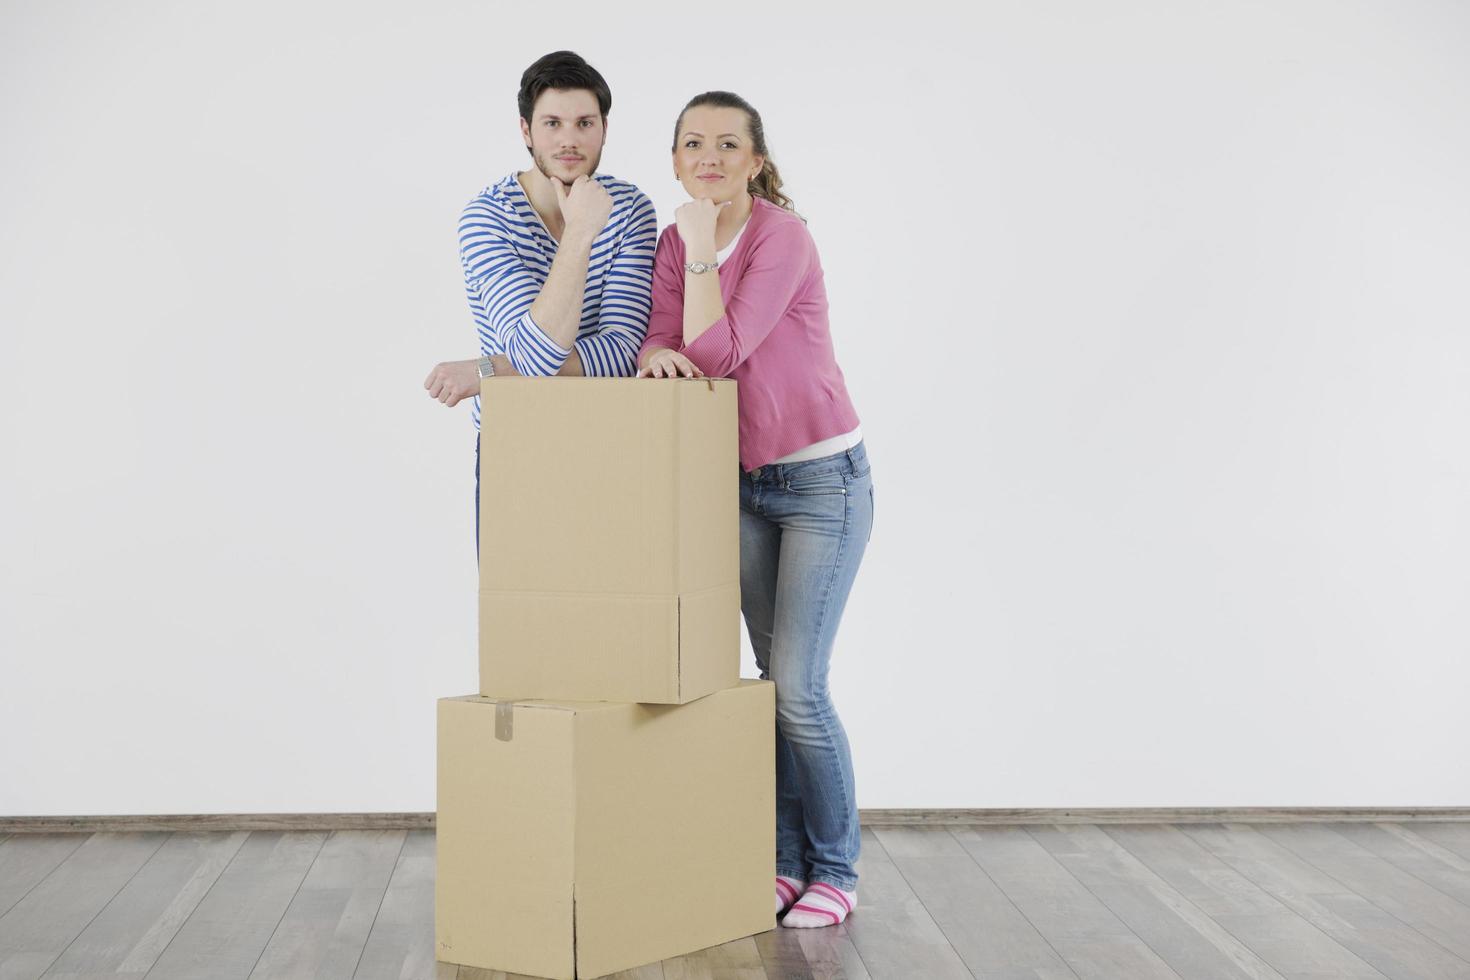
[762,448,873,892]
[739,474,810,883]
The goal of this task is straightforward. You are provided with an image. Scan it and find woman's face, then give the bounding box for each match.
[674,106,765,204]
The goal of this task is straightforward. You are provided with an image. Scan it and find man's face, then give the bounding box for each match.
[521,88,606,183]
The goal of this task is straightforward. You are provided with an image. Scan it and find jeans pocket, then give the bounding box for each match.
[785,474,849,496]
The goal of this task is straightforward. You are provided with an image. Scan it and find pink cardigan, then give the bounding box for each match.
[640,197,861,471]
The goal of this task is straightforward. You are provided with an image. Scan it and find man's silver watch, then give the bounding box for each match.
[684,259,719,275]
[477,356,495,379]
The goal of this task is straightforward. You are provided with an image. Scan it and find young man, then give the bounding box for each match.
[423,51,657,535]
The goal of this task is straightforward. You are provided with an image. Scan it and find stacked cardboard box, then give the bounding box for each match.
[436,378,775,979]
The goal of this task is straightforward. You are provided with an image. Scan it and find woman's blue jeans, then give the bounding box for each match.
[739,441,873,892]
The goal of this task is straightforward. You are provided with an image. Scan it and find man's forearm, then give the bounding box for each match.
[487,350,581,378]
[556,349,584,376]
[527,230,595,352]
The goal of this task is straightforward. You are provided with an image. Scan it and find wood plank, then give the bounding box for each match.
[1323,823,1470,910]
[874,825,1076,979]
[1103,824,1385,979]
[1254,823,1470,962]
[1398,822,1470,863]
[0,832,168,980]
[751,927,814,980]
[245,830,404,979]
[1027,823,1283,979]
[1370,824,1470,873]
[662,936,763,979]
[752,917,869,980]
[835,826,971,979]
[143,830,327,980]
[40,831,248,978]
[790,926,870,980]
[0,835,87,918]
[951,825,1179,979]
[1181,823,1470,980]
[352,830,437,980]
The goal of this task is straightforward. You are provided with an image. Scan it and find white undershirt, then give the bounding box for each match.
[715,222,747,263]
[717,217,862,465]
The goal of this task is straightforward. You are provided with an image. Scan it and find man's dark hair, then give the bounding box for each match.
[518,51,612,123]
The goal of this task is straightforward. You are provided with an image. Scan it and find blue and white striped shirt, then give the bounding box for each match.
[460,172,658,429]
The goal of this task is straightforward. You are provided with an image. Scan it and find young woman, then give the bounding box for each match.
[637,92,872,930]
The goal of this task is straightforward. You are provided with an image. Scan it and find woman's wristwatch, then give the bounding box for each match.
[684,259,719,275]
[477,356,495,379]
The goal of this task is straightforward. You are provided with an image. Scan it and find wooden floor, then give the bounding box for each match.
[3,822,1470,979]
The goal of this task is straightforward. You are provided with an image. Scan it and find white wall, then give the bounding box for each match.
[3,0,1467,815]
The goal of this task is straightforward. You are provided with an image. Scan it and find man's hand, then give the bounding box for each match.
[636,348,706,379]
[675,197,730,252]
[553,175,613,239]
[424,359,482,407]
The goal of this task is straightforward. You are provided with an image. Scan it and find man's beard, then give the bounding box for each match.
[532,146,601,182]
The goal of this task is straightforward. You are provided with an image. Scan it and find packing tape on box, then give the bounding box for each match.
[495,701,515,741]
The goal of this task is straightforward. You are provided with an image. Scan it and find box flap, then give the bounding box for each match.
[480,379,678,594]
[480,590,682,703]
[676,583,741,703]
[436,697,576,978]
[570,681,776,977]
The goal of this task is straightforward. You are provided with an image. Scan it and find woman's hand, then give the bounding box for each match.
[674,198,730,252]
[637,347,706,379]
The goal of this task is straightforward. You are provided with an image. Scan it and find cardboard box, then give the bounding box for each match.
[436,679,775,979]
[478,378,739,704]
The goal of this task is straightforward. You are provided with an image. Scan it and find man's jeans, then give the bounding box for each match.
[739,441,874,892]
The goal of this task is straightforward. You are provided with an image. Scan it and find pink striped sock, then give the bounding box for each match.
[781,881,857,929]
[775,875,806,915]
